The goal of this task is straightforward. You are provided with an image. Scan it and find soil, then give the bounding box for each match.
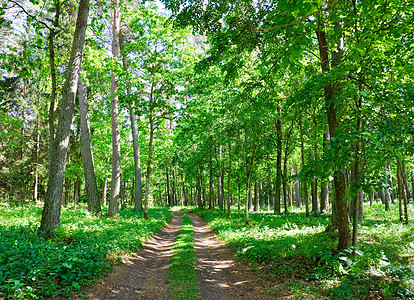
[81,211,277,299]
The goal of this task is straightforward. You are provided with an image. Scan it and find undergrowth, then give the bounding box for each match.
[0,203,171,299]
[192,203,414,299]
[168,213,198,300]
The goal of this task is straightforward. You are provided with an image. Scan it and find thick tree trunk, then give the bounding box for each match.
[40,0,90,235]
[316,27,350,250]
[78,79,101,214]
[108,0,121,217]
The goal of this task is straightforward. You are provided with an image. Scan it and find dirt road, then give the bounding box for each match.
[84,211,275,299]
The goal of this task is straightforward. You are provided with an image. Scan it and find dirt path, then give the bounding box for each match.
[83,211,275,299]
[84,212,183,300]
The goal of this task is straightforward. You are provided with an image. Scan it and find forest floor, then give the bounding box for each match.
[80,211,280,299]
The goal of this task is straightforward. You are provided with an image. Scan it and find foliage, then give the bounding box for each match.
[168,213,198,299]
[0,203,171,299]
[192,203,414,299]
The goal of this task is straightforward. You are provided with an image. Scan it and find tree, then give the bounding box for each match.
[108,0,121,217]
[40,0,91,234]
[78,78,101,214]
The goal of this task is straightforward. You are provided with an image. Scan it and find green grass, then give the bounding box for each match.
[191,203,414,299]
[168,213,198,300]
[0,203,172,299]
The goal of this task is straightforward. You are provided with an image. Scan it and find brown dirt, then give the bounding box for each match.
[80,211,278,299]
[80,212,183,300]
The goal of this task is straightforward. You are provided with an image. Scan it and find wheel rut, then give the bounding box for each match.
[185,212,276,299]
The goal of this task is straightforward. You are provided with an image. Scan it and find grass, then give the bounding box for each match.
[191,202,414,299]
[0,203,172,299]
[168,213,198,300]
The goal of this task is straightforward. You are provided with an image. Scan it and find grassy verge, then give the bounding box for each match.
[191,203,414,299]
[168,214,198,300]
[0,203,172,299]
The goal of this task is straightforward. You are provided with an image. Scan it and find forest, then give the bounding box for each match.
[1,0,414,298]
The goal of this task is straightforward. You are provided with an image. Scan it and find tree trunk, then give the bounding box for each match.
[217,176,222,210]
[181,173,186,206]
[40,0,90,235]
[78,79,101,214]
[299,114,309,217]
[47,0,61,150]
[320,131,329,213]
[166,162,171,206]
[143,104,154,219]
[227,141,232,217]
[312,118,319,214]
[33,114,40,202]
[275,101,282,213]
[209,152,213,211]
[119,33,143,211]
[316,22,351,250]
[254,182,259,212]
[294,164,301,207]
[245,179,251,224]
[388,165,395,204]
[101,178,108,206]
[108,0,121,217]
[221,149,225,211]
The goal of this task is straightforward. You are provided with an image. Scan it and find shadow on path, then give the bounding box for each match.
[83,212,183,300]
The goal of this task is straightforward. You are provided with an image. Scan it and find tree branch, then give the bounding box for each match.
[9,0,51,30]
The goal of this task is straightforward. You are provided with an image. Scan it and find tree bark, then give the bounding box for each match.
[316,25,350,250]
[40,0,90,235]
[78,79,101,214]
[47,0,61,150]
[108,0,121,217]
